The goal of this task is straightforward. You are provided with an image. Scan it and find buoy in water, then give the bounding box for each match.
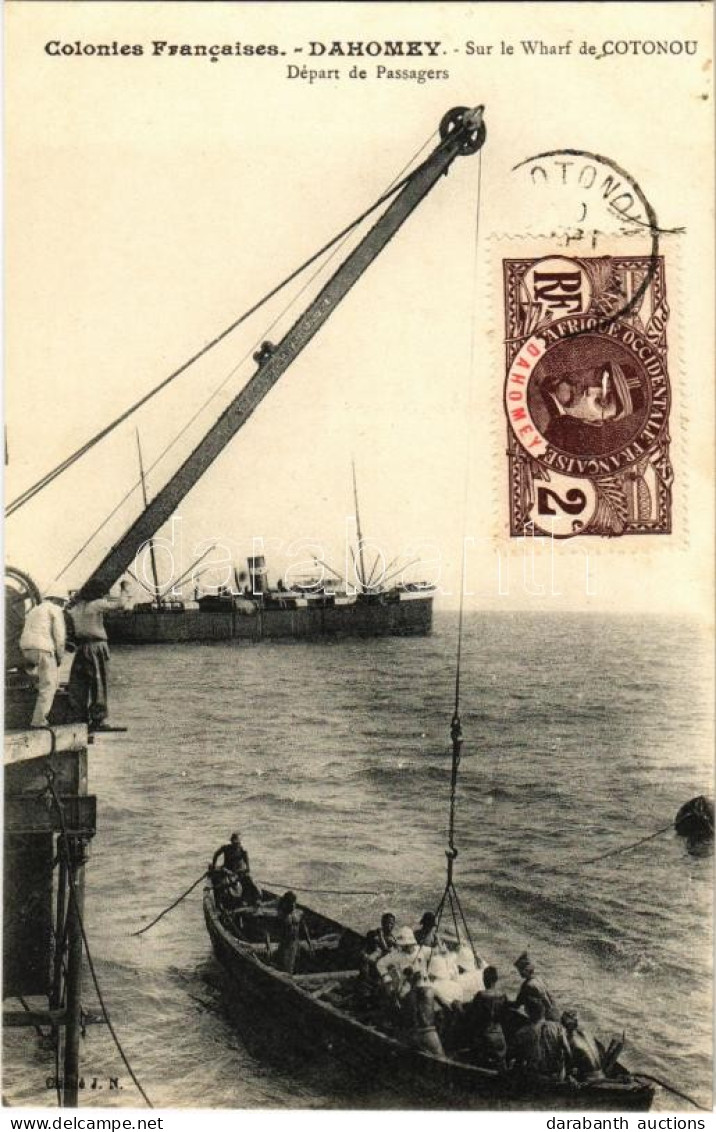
[674,796,714,853]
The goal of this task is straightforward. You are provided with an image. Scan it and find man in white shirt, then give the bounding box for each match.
[19,589,68,727]
[67,579,131,730]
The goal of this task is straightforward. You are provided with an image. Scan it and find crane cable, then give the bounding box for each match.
[49,131,441,585]
[7,128,450,520]
[434,145,484,959]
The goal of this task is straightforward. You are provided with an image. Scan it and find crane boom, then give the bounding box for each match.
[80,106,485,598]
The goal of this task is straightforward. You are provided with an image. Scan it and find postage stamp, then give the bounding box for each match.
[502,253,673,538]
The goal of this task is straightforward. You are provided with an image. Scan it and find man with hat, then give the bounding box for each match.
[513,951,560,1021]
[19,587,68,727]
[376,926,422,996]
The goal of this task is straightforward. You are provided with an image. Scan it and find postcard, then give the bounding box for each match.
[3,1,713,1122]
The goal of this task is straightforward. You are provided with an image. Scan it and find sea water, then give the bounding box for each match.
[3,612,712,1110]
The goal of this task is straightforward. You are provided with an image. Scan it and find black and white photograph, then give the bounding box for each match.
[3,1,713,1124]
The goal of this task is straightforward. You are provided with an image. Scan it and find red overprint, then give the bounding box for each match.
[505,335,548,456]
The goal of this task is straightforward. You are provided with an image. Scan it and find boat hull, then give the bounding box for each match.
[106,593,433,644]
[203,890,654,1111]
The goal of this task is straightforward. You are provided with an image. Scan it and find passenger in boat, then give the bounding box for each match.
[455,944,485,1002]
[561,1010,605,1082]
[510,998,571,1081]
[464,965,508,1071]
[212,832,248,874]
[361,913,397,980]
[425,954,464,1048]
[414,912,441,949]
[513,952,560,1021]
[366,913,397,958]
[275,890,304,974]
[67,579,131,731]
[426,955,462,1009]
[19,588,68,727]
[211,833,261,906]
[375,926,422,994]
[401,969,445,1058]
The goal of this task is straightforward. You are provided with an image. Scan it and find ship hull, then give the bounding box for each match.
[106,593,433,644]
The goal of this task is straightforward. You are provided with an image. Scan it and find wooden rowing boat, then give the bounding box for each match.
[203,884,655,1110]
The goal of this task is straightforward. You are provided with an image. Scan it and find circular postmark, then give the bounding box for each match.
[510,148,671,333]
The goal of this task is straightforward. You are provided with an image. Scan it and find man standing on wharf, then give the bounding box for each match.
[19,587,68,727]
[67,579,131,731]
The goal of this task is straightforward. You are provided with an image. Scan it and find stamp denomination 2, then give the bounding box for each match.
[503,254,673,538]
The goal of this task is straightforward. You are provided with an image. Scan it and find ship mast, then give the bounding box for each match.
[351,459,368,593]
[135,429,162,604]
[75,107,485,598]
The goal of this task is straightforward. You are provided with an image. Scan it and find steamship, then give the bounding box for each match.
[105,554,434,644]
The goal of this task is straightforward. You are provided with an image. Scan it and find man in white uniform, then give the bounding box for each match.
[19,589,68,727]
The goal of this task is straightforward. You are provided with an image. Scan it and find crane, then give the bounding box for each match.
[72,105,485,597]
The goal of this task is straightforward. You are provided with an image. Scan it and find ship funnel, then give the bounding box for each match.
[247,556,268,596]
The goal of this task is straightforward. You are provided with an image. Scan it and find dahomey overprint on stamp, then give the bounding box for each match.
[503,254,672,538]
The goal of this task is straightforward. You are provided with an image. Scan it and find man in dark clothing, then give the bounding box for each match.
[414,911,441,949]
[561,1010,604,1081]
[465,965,508,1070]
[212,832,248,873]
[401,969,445,1058]
[361,913,397,984]
[513,952,560,1021]
[511,998,571,1080]
[67,579,131,730]
[365,913,397,958]
[275,890,304,974]
[212,833,260,905]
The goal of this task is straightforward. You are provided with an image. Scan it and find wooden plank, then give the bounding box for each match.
[2,1008,106,1028]
[5,750,86,798]
[4,725,88,767]
[3,1008,66,1028]
[293,970,359,985]
[4,796,96,835]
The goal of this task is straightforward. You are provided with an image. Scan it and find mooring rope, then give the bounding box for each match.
[45,774,154,1108]
[576,823,674,867]
[132,872,387,937]
[132,871,208,937]
[633,1073,710,1111]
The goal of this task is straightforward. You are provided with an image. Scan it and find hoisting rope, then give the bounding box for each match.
[49,130,441,585]
[44,770,154,1108]
[433,144,484,964]
[7,129,448,520]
